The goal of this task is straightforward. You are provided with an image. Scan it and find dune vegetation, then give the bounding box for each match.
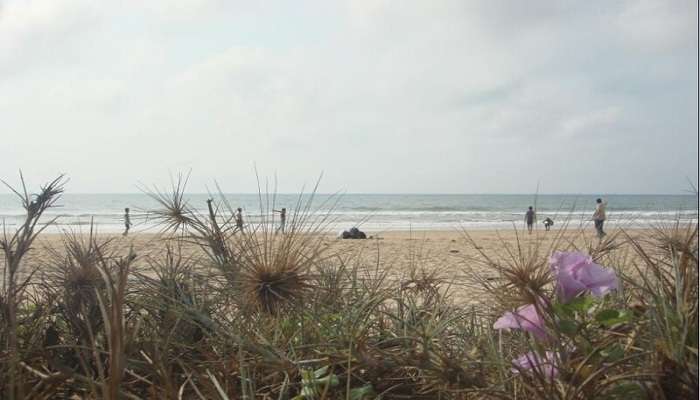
[0,175,697,399]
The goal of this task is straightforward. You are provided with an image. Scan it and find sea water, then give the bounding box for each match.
[0,193,696,233]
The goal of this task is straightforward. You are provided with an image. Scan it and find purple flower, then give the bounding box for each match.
[494,304,548,340]
[512,351,559,378]
[550,251,619,303]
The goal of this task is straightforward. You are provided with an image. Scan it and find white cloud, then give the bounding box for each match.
[615,0,697,53]
[559,107,622,139]
[0,0,696,193]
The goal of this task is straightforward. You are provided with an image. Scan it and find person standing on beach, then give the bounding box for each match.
[274,207,286,234]
[123,207,131,236]
[525,206,535,234]
[235,207,244,231]
[593,198,607,238]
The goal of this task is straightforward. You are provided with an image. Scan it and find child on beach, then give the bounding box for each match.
[593,198,607,238]
[123,207,131,236]
[543,217,554,231]
[525,206,535,234]
[273,207,286,234]
[235,207,244,230]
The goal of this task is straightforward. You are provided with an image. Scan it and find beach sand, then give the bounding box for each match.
[26,227,649,281]
[0,227,656,311]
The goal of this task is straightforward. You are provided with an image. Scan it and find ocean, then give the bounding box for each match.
[0,193,697,233]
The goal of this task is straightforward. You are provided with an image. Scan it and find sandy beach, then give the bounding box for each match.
[15,226,653,309]
[29,227,650,279]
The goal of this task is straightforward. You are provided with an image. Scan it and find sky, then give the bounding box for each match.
[0,0,697,194]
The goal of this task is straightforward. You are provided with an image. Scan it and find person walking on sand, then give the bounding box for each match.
[273,207,286,234]
[525,206,535,234]
[123,207,131,236]
[593,198,607,239]
[235,207,244,231]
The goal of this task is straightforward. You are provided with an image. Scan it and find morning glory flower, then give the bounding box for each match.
[511,351,559,378]
[493,303,548,340]
[550,251,619,303]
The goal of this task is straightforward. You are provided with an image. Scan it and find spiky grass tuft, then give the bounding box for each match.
[622,220,699,399]
[233,176,335,314]
[141,172,196,234]
[239,260,309,314]
[462,228,554,308]
[47,227,110,331]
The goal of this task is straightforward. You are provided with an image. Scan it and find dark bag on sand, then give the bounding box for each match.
[342,227,367,239]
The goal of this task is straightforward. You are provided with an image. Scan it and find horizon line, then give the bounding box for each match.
[1,192,695,196]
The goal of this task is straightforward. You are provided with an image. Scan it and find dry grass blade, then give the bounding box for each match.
[43,224,112,352]
[621,220,699,399]
[140,172,198,234]
[0,173,66,400]
[461,227,554,308]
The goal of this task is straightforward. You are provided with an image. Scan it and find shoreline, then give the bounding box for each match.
[10,216,696,236]
[32,226,657,239]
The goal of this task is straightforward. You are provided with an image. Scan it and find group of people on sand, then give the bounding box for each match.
[228,205,288,234]
[122,197,609,239]
[524,198,608,238]
[121,203,288,236]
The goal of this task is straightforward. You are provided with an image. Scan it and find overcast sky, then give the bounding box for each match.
[0,0,697,194]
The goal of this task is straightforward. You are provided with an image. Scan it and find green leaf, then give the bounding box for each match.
[300,369,313,381]
[602,381,644,399]
[580,340,594,354]
[595,309,631,327]
[554,296,596,318]
[316,374,340,387]
[300,386,315,398]
[552,302,572,318]
[567,296,596,313]
[350,384,376,400]
[558,319,578,336]
[601,344,625,362]
[595,309,619,321]
[314,366,329,379]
